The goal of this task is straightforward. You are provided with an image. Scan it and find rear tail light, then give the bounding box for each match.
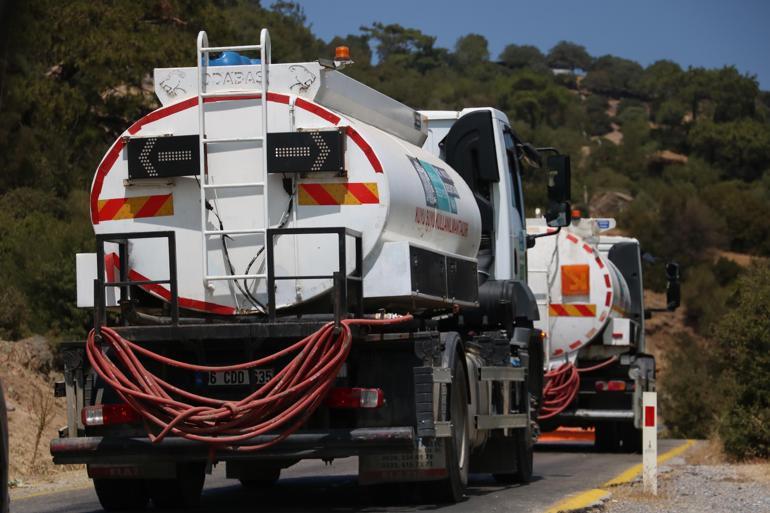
[82,403,140,426]
[594,380,628,392]
[326,387,384,409]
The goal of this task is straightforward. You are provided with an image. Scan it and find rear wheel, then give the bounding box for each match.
[148,462,206,509]
[595,422,620,452]
[427,351,469,503]
[93,479,149,511]
[239,468,281,489]
[493,389,534,484]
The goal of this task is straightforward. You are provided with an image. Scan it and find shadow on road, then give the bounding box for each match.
[175,474,544,513]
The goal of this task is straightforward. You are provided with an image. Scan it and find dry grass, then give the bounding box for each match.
[684,438,727,465]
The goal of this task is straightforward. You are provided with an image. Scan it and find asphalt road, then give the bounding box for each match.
[13,440,683,513]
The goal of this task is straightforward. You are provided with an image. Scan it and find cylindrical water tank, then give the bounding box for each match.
[526,224,632,360]
[90,93,481,314]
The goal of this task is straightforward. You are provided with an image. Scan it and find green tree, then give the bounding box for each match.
[499,44,546,70]
[712,263,770,459]
[453,34,490,67]
[688,119,770,181]
[582,55,644,97]
[546,40,592,72]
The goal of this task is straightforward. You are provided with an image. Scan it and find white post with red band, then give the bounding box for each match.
[642,391,657,495]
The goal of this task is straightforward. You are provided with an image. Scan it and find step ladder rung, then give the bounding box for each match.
[201,44,262,53]
[202,136,263,144]
[205,273,267,281]
[200,90,264,99]
[202,182,265,189]
[204,228,266,236]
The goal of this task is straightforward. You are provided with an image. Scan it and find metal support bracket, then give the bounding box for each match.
[475,413,528,430]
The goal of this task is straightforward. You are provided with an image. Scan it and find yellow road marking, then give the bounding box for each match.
[544,488,609,513]
[603,439,696,487]
[544,439,696,513]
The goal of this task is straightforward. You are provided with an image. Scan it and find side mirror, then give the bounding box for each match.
[545,154,571,228]
[665,262,680,311]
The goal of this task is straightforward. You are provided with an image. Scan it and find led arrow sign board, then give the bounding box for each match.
[127,135,200,180]
[267,129,345,174]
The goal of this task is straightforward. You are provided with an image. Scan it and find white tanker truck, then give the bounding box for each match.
[527,215,680,451]
[51,29,574,510]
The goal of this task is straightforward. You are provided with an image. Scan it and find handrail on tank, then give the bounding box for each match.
[265,227,363,325]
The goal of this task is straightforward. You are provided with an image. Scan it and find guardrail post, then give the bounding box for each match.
[642,391,657,495]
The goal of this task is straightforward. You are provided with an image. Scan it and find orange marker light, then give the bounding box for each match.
[561,264,590,296]
[335,46,351,61]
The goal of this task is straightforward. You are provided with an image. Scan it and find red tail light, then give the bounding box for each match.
[82,403,140,426]
[595,380,627,392]
[326,387,384,409]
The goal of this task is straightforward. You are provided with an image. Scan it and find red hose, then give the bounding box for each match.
[538,356,618,421]
[86,315,413,451]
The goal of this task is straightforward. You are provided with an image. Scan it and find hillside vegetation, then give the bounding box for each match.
[0,1,768,457]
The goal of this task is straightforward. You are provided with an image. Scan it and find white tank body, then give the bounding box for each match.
[90,71,481,314]
[526,219,632,362]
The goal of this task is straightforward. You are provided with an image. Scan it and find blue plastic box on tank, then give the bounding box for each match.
[209,51,261,66]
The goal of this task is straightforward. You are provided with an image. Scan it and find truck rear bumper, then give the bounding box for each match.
[558,409,635,422]
[51,427,415,465]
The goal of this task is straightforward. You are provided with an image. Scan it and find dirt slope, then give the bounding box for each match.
[0,337,83,486]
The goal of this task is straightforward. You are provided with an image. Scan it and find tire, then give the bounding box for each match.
[93,479,149,511]
[493,390,534,484]
[239,468,281,489]
[595,422,620,452]
[148,462,206,509]
[427,349,470,503]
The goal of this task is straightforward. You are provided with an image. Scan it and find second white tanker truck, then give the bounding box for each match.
[51,29,574,510]
[527,215,680,451]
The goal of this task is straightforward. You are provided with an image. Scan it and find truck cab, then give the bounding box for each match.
[421,109,528,284]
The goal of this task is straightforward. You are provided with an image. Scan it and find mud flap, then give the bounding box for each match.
[358,438,449,484]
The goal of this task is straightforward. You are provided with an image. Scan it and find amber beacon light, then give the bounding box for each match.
[335,45,351,61]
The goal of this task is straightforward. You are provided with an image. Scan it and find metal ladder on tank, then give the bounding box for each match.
[196,29,271,310]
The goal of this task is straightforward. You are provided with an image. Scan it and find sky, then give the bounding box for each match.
[285,0,770,90]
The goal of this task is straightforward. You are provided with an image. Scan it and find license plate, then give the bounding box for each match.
[254,368,274,385]
[208,370,250,386]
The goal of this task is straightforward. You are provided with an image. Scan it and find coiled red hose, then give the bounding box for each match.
[86,315,412,452]
[538,356,618,420]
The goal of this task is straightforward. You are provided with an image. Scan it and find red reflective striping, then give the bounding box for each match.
[97,198,126,222]
[268,92,290,104]
[553,348,564,356]
[346,182,380,204]
[346,126,383,173]
[605,291,612,306]
[105,253,119,283]
[574,304,595,317]
[91,140,126,223]
[550,304,569,316]
[127,268,235,315]
[134,194,172,219]
[204,94,260,103]
[128,97,198,135]
[569,340,582,349]
[644,405,655,427]
[566,234,579,244]
[612,332,623,339]
[595,256,605,269]
[93,94,383,225]
[295,97,341,124]
[104,252,235,314]
[301,184,339,205]
[604,274,612,288]
[582,243,593,255]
